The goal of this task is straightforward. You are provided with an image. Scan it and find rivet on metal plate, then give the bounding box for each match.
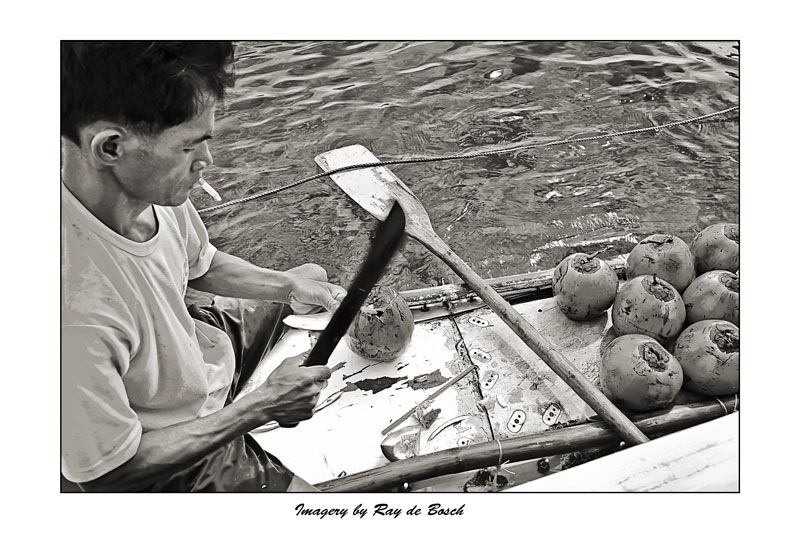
[468,316,490,327]
[542,404,562,426]
[507,409,527,433]
[481,370,499,390]
[470,348,492,362]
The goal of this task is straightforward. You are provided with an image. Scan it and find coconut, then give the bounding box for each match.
[682,270,739,326]
[690,223,739,274]
[626,234,695,293]
[673,320,739,396]
[347,286,414,361]
[553,252,618,321]
[611,274,687,344]
[600,334,684,412]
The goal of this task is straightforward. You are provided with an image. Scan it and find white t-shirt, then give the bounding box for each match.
[61,182,235,483]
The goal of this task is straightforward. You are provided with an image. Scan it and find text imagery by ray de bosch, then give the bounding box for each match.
[294,503,467,519]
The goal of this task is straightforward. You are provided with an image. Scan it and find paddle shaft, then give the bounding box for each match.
[420,234,649,445]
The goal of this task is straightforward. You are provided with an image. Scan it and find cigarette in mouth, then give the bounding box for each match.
[198,178,222,202]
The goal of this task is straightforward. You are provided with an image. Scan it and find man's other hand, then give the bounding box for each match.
[286,263,346,314]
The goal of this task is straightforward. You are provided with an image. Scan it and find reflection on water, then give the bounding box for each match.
[193,41,739,291]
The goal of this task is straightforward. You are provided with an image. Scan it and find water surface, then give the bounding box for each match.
[192,40,739,291]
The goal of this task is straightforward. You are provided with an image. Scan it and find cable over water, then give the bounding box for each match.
[197,106,739,215]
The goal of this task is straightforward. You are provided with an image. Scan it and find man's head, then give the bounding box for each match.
[61,41,235,146]
[61,41,235,207]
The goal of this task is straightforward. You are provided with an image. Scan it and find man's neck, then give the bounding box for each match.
[61,144,157,242]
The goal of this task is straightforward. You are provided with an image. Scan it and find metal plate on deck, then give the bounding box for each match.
[455,297,615,439]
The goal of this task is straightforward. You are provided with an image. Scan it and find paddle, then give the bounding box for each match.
[316,145,649,446]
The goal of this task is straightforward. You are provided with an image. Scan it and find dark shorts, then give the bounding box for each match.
[141,297,314,492]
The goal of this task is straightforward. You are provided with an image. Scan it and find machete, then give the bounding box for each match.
[279,202,406,428]
[303,201,406,367]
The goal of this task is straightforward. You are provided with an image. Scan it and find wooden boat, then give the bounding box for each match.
[238,257,739,492]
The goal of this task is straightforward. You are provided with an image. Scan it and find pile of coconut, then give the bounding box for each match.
[553,223,739,412]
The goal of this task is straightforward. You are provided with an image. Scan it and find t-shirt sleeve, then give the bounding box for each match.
[184,200,217,280]
[61,324,142,484]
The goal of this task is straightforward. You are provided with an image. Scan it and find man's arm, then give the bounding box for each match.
[79,354,330,492]
[189,250,345,312]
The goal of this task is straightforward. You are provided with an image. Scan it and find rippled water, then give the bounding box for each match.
[192,41,739,291]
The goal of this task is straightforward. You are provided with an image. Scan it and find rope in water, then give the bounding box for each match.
[197,105,739,214]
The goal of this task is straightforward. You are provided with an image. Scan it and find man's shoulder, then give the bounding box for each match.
[62,256,136,329]
[61,218,138,327]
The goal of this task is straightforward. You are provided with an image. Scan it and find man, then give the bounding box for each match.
[61,41,346,491]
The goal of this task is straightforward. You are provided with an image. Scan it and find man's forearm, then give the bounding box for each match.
[79,393,269,492]
[189,250,294,302]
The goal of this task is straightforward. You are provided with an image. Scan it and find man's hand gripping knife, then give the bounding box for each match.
[242,353,332,427]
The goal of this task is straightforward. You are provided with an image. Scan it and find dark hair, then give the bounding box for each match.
[61,41,235,145]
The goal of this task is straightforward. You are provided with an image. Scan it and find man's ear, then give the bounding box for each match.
[88,127,127,166]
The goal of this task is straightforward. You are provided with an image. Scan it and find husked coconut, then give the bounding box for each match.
[682,270,739,326]
[553,252,618,321]
[690,223,739,274]
[673,320,739,396]
[347,286,414,361]
[611,274,687,344]
[626,234,695,292]
[600,334,684,411]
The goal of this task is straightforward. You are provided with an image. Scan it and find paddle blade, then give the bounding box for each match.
[315,144,418,222]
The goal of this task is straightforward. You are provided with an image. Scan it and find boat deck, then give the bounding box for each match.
[241,290,726,490]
